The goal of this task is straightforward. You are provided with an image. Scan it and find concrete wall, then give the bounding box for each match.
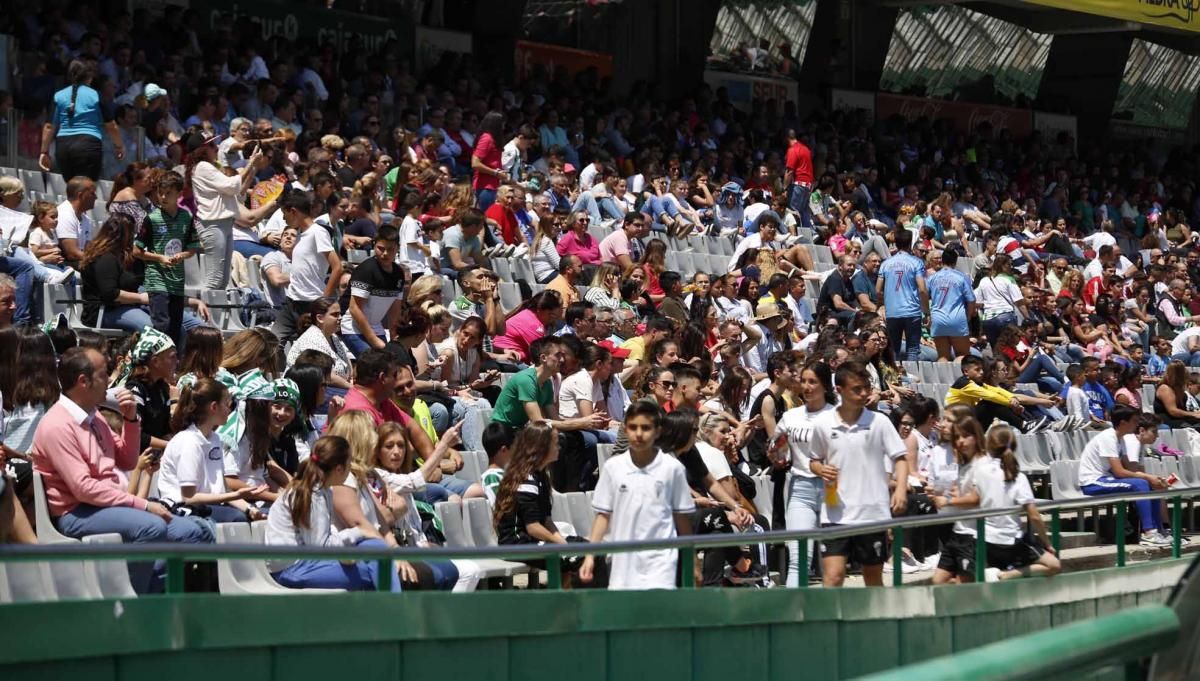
[0,558,1187,681]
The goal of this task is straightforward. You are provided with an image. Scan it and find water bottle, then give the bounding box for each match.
[824,479,839,507]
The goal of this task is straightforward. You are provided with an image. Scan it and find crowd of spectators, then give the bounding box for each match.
[0,1,1196,591]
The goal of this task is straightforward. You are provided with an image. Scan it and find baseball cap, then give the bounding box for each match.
[185,130,220,154]
[597,340,631,359]
[144,83,168,101]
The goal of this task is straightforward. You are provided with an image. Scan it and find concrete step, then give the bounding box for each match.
[1059,531,1097,550]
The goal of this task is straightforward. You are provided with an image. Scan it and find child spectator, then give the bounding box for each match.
[157,377,267,522]
[1077,404,1171,546]
[581,400,693,590]
[27,200,65,266]
[1063,364,1105,428]
[133,171,198,346]
[481,421,516,507]
[979,426,1061,581]
[265,435,402,591]
[930,416,986,584]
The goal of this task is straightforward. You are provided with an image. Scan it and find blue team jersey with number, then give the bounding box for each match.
[879,252,926,319]
[927,268,975,335]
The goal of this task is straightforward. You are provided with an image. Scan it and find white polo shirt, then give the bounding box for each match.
[808,407,907,525]
[591,451,695,590]
[977,458,1036,546]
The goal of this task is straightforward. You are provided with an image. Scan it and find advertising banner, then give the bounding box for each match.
[830,88,876,117]
[514,41,613,82]
[1024,0,1200,33]
[702,70,799,111]
[1033,111,1078,151]
[190,0,403,53]
[875,93,1033,137]
[415,27,472,73]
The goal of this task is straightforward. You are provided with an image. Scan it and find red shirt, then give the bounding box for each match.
[1082,277,1106,311]
[340,387,412,427]
[486,202,522,245]
[785,140,813,185]
[471,133,501,191]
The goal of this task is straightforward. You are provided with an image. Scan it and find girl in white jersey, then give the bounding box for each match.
[771,359,836,587]
[930,416,987,584]
[979,427,1061,581]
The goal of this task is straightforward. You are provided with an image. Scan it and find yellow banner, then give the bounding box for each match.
[1025,0,1200,33]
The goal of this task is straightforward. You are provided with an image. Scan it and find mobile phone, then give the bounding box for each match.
[149,448,164,462]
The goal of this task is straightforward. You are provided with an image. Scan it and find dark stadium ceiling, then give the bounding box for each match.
[876,0,1200,50]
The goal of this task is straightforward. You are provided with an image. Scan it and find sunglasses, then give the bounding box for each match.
[657,380,676,389]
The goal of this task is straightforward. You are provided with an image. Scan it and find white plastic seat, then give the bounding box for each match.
[33,473,79,543]
[4,560,57,602]
[45,540,104,600]
[596,443,615,469]
[215,523,340,595]
[566,493,595,535]
[462,498,531,579]
[498,282,522,313]
[1049,460,1083,500]
[82,534,137,599]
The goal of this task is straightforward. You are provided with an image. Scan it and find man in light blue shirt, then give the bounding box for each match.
[875,229,928,361]
[926,248,975,360]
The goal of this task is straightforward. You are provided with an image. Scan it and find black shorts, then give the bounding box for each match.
[819,526,888,566]
[986,540,1043,571]
[937,532,978,576]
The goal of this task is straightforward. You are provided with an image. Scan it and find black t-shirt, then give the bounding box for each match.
[817,272,855,314]
[345,217,378,240]
[497,469,553,544]
[746,389,781,469]
[677,446,711,496]
[270,433,300,476]
[335,166,360,191]
[127,378,171,451]
[347,257,404,326]
[383,342,417,373]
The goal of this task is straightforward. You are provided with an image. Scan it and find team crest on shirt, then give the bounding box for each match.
[618,483,628,493]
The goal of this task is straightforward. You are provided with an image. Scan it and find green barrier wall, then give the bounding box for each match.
[0,559,1186,681]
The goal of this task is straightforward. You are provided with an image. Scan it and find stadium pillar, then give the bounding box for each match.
[797,0,897,98]
[1036,33,1133,142]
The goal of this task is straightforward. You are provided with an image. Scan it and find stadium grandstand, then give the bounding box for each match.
[1,0,1200,679]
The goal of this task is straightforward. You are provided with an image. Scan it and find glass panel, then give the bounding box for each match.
[708,0,818,76]
[1115,38,1200,129]
[881,5,1052,102]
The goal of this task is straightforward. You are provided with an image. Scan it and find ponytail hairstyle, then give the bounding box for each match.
[170,377,230,432]
[65,60,94,120]
[288,435,351,530]
[296,297,336,335]
[985,425,1021,483]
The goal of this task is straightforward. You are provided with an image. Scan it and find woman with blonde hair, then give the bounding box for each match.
[530,209,562,284]
[585,263,623,311]
[406,273,445,309]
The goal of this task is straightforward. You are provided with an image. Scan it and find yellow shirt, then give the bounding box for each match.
[621,336,647,362]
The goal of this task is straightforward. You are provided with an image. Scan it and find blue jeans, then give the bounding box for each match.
[424,560,460,591]
[785,475,823,587]
[0,256,36,325]
[1017,353,1065,393]
[418,477,473,503]
[982,312,1017,348]
[55,503,214,593]
[1055,344,1086,363]
[789,184,813,230]
[340,332,375,356]
[232,240,276,258]
[101,304,154,333]
[1171,351,1200,368]
[272,538,401,591]
[886,315,923,362]
[1081,476,1160,532]
[476,188,496,212]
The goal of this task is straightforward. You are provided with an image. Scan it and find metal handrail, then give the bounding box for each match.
[856,604,1180,681]
[3,484,1197,593]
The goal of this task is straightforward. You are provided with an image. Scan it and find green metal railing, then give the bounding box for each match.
[0,486,1196,594]
[857,603,1180,680]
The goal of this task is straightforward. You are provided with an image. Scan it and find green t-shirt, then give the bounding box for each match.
[384,167,400,205]
[490,367,553,428]
[136,206,198,295]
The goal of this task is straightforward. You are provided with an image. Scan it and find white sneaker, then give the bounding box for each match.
[1141,531,1173,547]
[984,567,1002,583]
[46,267,75,285]
[922,552,941,570]
[511,244,529,258]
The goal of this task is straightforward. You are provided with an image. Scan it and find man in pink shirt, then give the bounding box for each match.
[33,347,212,593]
[599,212,648,272]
